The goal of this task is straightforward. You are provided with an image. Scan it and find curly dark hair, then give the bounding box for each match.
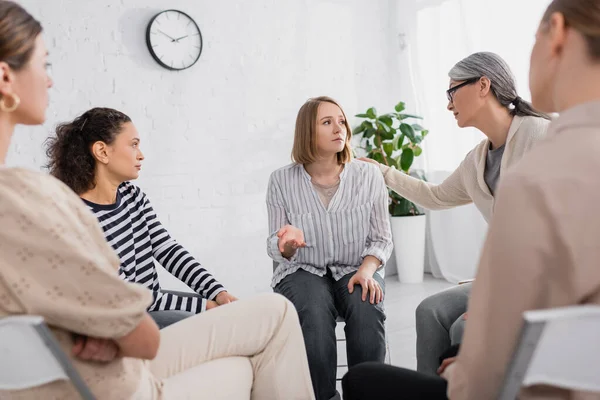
[45,107,132,194]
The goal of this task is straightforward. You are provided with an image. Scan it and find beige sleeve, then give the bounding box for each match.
[446,172,557,399]
[378,153,474,210]
[0,169,153,339]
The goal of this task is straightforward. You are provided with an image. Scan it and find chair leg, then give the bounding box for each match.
[385,338,391,364]
[336,337,347,381]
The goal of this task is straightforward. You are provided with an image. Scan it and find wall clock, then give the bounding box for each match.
[146,9,203,71]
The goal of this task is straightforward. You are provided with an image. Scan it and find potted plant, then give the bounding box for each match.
[353,101,429,283]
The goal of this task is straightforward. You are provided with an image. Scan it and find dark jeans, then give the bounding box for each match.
[342,362,448,400]
[148,290,199,329]
[274,269,386,400]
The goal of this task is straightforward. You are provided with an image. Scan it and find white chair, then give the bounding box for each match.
[0,315,95,400]
[499,305,600,400]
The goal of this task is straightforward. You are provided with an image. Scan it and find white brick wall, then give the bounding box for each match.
[13,0,413,297]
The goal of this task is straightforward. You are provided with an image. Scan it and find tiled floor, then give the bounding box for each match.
[335,274,453,394]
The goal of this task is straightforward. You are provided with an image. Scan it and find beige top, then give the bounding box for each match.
[312,180,340,209]
[379,115,550,222]
[446,101,600,400]
[0,168,157,400]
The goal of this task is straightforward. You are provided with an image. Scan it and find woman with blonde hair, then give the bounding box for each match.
[0,1,314,399]
[267,96,393,400]
[344,0,600,398]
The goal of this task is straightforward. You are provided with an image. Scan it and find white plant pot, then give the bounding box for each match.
[390,214,427,283]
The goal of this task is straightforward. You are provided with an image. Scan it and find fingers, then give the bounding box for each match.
[437,357,456,375]
[278,232,306,252]
[360,280,368,302]
[206,300,219,310]
[369,280,376,304]
[80,338,101,360]
[437,360,448,374]
[375,282,383,304]
[276,226,289,238]
[73,337,118,362]
[347,276,355,293]
[72,336,85,356]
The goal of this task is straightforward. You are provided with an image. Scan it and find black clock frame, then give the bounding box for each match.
[145,9,203,71]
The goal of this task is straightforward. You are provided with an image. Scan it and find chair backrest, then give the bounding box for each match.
[0,316,96,399]
[499,305,600,400]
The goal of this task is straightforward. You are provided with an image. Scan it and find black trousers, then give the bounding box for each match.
[342,362,448,400]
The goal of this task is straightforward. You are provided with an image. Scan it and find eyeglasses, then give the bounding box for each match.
[446,77,480,103]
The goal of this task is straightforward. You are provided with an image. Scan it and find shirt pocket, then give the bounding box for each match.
[288,212,317,248]
[339,203,371,246]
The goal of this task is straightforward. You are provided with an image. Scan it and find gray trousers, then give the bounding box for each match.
[275,269,386,400]
[149,290,199,329]
[415,282,471,375]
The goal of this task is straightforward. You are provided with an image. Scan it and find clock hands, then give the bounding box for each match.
[157,29,176,41]
[172,35,189,42]
[157,30,189,43]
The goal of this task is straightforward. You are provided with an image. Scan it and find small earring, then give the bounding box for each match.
[0,93,20,113]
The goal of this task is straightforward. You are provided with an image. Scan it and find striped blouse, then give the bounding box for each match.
[267,160,394,287]
[83,182,225,313]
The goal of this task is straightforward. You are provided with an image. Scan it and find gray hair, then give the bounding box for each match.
[449,52,549,120]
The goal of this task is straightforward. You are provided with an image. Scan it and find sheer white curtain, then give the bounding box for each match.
[407,0,551,281]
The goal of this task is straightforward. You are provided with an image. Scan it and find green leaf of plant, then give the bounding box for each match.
[394,154,402,167]
[397,113,423,120]
[376,121,391,133]
[366,107,377,119]
[378,115,394,127]
[421,129,429,137]
[372,151,385,164]
[391,199,412,217]
[400,148,414,171]
[392,134,405,150]
[411,124,425,131]
[365,142,373,152]
[387,157,398,169]
[381,129,395,141]
[353,124,366,135]
[394,102,406,112]
[364,128,376,138]
[399,123,416,142]
[413,134,423,144]
[413,145,423,157]
[355,113,370,118]
[362,120,374,130]
[383,142,394,158]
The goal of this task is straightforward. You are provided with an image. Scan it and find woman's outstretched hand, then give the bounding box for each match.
[277,225,306,258]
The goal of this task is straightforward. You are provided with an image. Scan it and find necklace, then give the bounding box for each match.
[312,179,340,197]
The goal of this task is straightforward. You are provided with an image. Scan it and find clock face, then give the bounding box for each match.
[146,10,202,71]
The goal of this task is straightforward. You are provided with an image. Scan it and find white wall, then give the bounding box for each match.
[14,0,406,296]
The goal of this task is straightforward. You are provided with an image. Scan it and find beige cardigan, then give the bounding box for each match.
[379,115,551,222]
[445,100,600,400]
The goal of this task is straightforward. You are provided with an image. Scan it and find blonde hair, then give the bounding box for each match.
[291,96,353,165]
[543,0,600,60]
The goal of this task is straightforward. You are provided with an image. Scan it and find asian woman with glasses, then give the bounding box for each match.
[360,51,551,375]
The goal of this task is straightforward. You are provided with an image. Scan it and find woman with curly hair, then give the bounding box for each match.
[45,107,238,329]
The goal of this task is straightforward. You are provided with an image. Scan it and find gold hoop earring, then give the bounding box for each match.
[0,93,20,113]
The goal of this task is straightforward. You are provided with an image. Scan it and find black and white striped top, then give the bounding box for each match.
[267,160,393,287]
[83,182,225,313]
